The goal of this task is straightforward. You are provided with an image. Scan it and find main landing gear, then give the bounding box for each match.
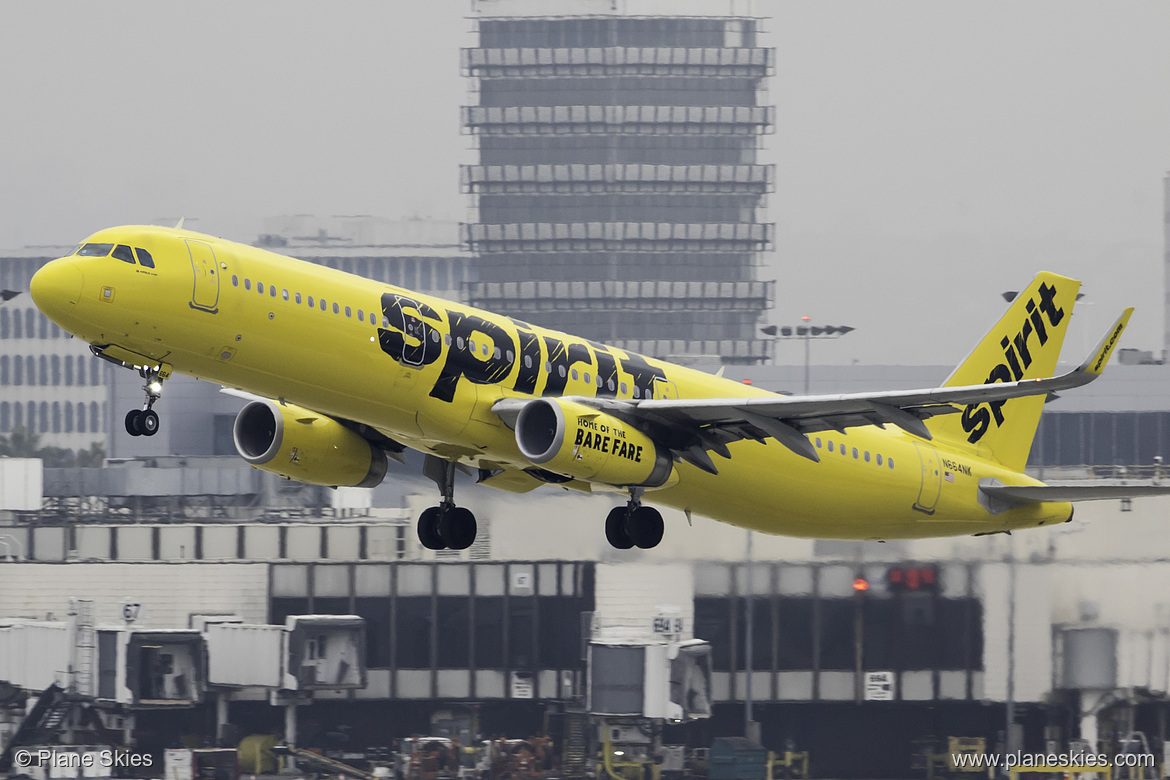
[124,367,164,437]
[605,492,664,550]
[417,455,478,551]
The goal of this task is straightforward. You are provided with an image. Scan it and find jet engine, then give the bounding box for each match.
[515,399,672,487]
[233,399,388,488]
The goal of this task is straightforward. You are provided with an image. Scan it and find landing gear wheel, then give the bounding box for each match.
[627,505,664,549]
[417,506,446,550]
[124,365,167,438]
[439,506,477,551]
[125,410,143,437]
[139,409,160,436]
[605,506,634,549]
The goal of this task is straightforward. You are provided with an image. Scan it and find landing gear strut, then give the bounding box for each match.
[417,455,478,551]
[605,491,664,550]
[125,367,165,437]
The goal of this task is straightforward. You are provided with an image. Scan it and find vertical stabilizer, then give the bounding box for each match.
[927,273,1081,471]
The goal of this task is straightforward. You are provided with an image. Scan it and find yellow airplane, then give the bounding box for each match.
[29,225,1163,551]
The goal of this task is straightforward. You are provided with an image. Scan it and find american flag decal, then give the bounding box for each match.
[944,471,954,482]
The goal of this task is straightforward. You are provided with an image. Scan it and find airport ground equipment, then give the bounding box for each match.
[921,737,986,779]
[163,748,239,780]
[708,738,767,780]
[395,737,464,780]
[236,734,280,775]
[766,749,808,779]
[272,744,373,780]
[600,720,659,780]
[481,737,554,780]
[0,685,117,772]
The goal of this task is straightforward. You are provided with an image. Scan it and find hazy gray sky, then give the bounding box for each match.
[2,1,1167,365]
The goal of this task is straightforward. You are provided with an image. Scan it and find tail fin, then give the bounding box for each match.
[927,272,1081,471]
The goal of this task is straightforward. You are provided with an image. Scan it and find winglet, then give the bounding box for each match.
[1078,307,1133,377]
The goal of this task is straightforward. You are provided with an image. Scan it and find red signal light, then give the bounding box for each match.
[852,577,869,592]
[887,564,939,592]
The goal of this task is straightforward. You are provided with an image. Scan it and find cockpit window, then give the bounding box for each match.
[113,245,135,264]
[135,248,155,268]
[77,243,114,257]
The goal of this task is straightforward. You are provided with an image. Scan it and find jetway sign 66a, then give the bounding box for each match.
[653,616,683,635]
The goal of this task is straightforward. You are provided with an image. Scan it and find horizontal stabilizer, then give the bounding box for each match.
[981,478,1170,503]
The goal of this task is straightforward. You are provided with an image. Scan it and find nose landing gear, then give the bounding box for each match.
[124,367,165,437]
[605,492,664,550]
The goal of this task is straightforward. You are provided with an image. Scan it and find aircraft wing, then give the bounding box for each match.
[495,309,1131,474]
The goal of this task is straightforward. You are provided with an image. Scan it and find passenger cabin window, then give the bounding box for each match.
[77,243,113,257]
[135,248,155,268]
[113,245,135,264]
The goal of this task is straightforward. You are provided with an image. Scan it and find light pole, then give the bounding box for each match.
[745,530,755,742]
[762,319,856,394]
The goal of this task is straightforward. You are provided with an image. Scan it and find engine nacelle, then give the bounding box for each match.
[233,400,387,488]
[515,399,672,487]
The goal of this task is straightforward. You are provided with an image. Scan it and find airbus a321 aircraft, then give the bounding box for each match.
[29,225,1165,551]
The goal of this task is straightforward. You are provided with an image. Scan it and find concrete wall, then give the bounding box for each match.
[0,563,268,627]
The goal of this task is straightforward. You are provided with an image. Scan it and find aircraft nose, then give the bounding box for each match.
[30,258,84,314]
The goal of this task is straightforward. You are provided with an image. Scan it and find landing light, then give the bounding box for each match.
[148,382,163,395]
